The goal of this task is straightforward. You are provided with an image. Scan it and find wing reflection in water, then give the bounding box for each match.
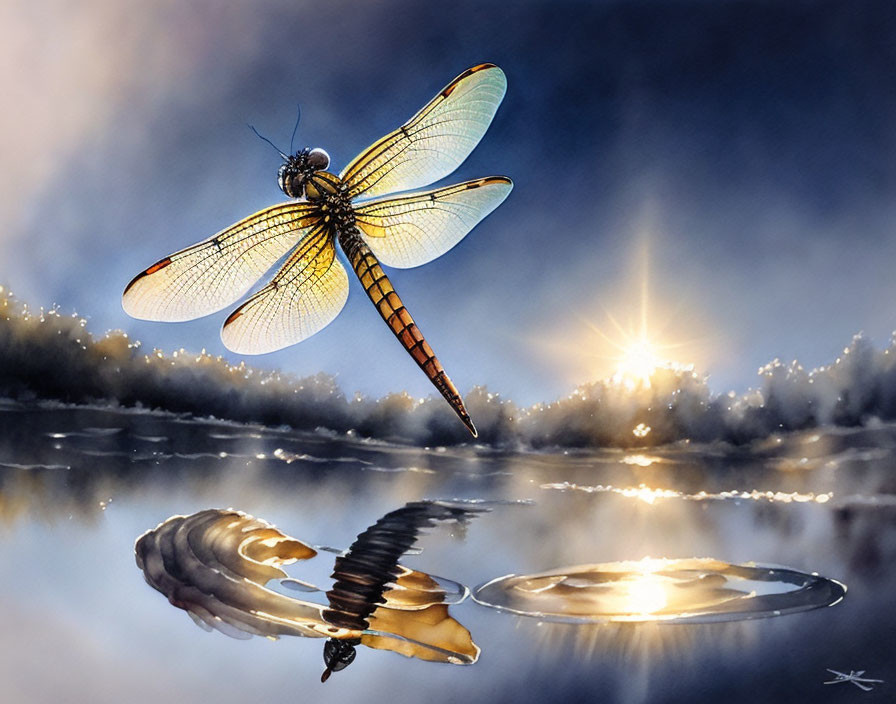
[135,502,486,682]
[473,557,846,624]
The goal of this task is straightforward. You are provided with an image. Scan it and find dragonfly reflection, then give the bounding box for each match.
[123,64,512,436]
[135,502,486,681]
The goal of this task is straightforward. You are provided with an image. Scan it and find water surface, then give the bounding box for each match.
[0,401,893,702]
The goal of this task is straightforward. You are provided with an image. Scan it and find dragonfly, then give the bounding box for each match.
[122,64,512,436]
[823,669,884,691]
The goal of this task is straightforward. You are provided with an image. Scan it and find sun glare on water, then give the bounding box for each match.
[623,573,669,615]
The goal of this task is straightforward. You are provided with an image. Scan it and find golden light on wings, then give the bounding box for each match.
[122,202,317,322]
[340,64,507,199]
[220,226,349,354]
[355,176,512,268]
[122,64,511,436]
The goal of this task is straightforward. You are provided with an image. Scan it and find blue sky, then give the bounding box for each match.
[3,0,896,405]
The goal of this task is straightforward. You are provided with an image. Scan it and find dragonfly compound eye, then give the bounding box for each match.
[277,163,288,192]
[307,148,330,171]
[278,162,307,199]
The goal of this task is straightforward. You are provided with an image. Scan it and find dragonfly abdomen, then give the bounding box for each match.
[323,501,487,631]
[337,228,477,437]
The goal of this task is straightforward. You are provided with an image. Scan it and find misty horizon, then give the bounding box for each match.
[5,284,896,448]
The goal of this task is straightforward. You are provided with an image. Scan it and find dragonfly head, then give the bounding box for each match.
[278,148,331,199]
[320,637,358,682]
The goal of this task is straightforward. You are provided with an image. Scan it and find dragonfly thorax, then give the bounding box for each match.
[314,184,355,228]
[277,147,331,199]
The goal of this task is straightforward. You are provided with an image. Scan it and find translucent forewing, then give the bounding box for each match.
[340,64,506,199]
[123,203,318,321]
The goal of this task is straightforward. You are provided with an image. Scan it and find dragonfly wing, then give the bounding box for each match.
[123,203,318,322]
[360,603,480,664]
[377,567,469,610]
[340,64,506,199]
[220,226,348,354]
[354,176,512,268]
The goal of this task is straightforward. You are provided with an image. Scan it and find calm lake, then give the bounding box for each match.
[0,401,893,702]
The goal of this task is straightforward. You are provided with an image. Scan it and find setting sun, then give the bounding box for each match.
[590,300,693,391]
[576,243,706,390]
[613,335,663,388]
[533,240,713,393]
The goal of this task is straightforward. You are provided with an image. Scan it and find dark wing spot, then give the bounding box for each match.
[122,257,172,296]
[223,310,243,327]
[146,257,173,275]
[441,63,497,97]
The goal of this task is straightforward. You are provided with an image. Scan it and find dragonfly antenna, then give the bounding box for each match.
[289,103,302,155]
[247,124,288,160]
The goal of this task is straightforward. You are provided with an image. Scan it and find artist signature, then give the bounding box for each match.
[824,669,884,691]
